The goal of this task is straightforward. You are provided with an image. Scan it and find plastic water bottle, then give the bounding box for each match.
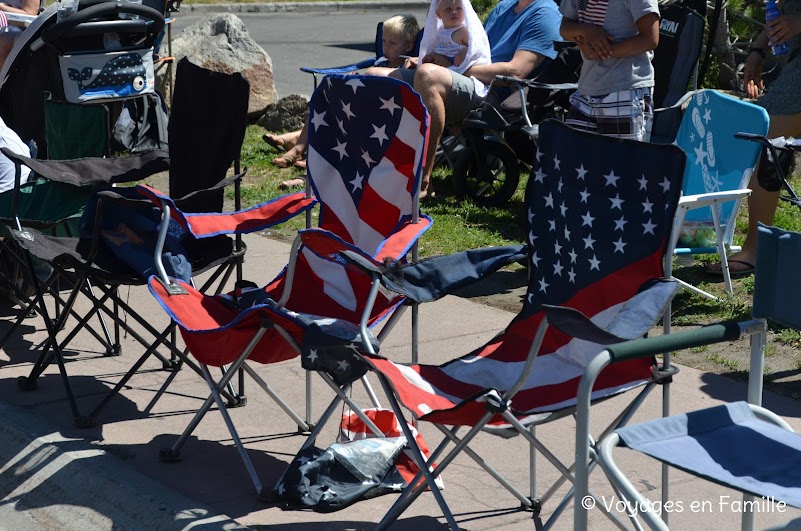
[766,0,790,56]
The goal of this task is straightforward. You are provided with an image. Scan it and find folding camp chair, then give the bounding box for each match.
[574,224,801,531]
[666,89,769,299]
[146,73,432,497]
[283,119,687,529]
[5,60,316,427]
[299,21,423,88]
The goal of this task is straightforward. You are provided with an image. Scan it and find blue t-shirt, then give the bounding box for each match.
[485,0,562,64]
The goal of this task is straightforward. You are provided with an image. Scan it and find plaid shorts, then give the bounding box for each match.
[565,87,654,141]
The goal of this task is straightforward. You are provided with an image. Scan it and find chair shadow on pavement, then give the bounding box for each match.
[699,371,801,419]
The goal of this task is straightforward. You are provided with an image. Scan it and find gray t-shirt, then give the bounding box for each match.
[560,0,659,96]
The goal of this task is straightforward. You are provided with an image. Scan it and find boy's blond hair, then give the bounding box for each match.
[382,14,420,49]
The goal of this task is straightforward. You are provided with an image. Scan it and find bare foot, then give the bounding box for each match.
[280,177,306,189]
[263,131,300,152]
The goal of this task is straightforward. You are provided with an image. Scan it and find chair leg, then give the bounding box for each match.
[241,363,309,432]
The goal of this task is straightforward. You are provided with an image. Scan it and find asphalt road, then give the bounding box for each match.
[170,9,429,98]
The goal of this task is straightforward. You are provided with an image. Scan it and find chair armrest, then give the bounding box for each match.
[300,58,378,76]
[342,244,527,304]
[542,305,629,345]
[605,321,744,363]
[1,147,169,186]
[678,189,751,208]
[373,216,433,262]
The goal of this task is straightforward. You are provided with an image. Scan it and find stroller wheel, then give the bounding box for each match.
[453,142,520,207]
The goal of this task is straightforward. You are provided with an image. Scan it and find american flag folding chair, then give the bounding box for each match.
[574,224,801,531]
[146,73,432,497]
[299,119,688,529]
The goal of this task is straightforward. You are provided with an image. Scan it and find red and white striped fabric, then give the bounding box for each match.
[339,408,444,489]
[578,0,609,26]
[0,11,8,28]
[359,120,686,429]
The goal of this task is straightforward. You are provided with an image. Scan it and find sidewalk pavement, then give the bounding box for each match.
[1,232,800,530]
[181,1,430,14]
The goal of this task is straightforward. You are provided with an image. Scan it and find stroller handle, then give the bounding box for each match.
[41,2,164,50]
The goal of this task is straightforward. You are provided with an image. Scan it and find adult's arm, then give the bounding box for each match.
[464,49,545,84]
[743,2,801,98]
[0,0,39,16]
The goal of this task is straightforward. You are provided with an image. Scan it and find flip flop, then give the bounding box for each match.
[262,133,288,152]
[273,153,300,168]
[705,259,755,278]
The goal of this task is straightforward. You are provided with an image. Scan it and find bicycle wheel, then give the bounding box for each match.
[452,142,520,207]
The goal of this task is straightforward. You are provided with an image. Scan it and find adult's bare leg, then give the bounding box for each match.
[725,112,801,270]
[410,64,452,196]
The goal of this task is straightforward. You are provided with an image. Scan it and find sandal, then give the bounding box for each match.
[705,259,755,278]
[263,133,288,151]
[273,153,301,168]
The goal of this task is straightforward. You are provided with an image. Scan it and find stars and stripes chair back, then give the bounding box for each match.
[310,119,688,529]
[266,74,432,324]
[668,89,769,298]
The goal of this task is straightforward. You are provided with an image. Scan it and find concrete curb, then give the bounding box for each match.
[183,1,430,14]
[0,402,248,531]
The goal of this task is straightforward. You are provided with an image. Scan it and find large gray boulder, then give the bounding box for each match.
[161,13,277,119]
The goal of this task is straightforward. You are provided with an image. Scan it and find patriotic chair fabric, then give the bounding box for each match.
[286,119,687,529]
[574,224,801,531]
[667,89,769,299]
[147,73,432,497]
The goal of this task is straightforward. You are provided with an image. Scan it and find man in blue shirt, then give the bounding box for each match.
[400,0,562,197]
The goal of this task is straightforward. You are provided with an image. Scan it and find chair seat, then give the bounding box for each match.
[616,401,801,508]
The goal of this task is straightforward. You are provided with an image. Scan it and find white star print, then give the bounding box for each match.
[535,148,543,162]
[568,249,577,263]
[581,211,595,227]
[337,359,350,371]
[553,155,561,170]
[544,193,554,208]
[337,118,346,136]
[299,456,310,466]
[558,178,564,193]
[554,241,562,255]
[583,235,596,250]
[534,169,547,183]
[703,108,711,123]
[333,140,348,160]
[310,110,327,131]
[350,172,364,191]
[560,202,568,217]
[528,209,535,224]
[580,189,590,203]
[613,237,626,253]
[380,96,401,113]
[306,349,318,363]
[361,149,375,166]
[694,143,707,166]
[531,251,541,268]
[660,177,671,193]
[642,199,653,213]
[568,268,576,283]
[604,170,620,187]
[689,132,695,143]
[576,164,587,180]
[539,278,549,293]
[588,255,601,271]
[553,260,564,277]
[643,219,657,235]
[638,175,648,191]
[346,78,365,93]
[564,226,571,240]
[342,102,356,120]
[614,216,627,231]
[277,482,285,496]
[609,194,623,210]
[548,219,556,232]
[370,124,388,145]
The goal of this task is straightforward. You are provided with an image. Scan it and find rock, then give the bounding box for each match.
[160,13,277,119]
[256,94,309,132]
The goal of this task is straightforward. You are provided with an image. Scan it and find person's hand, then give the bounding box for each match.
[579,25,613,59]
[766,13,801,47]
[743,51,764,99]
[404,56,418,70]
[422,53,435,64]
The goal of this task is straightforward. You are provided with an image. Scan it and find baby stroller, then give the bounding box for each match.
[0,0,165,159]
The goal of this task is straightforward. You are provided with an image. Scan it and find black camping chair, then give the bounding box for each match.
[5,60,315,427]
